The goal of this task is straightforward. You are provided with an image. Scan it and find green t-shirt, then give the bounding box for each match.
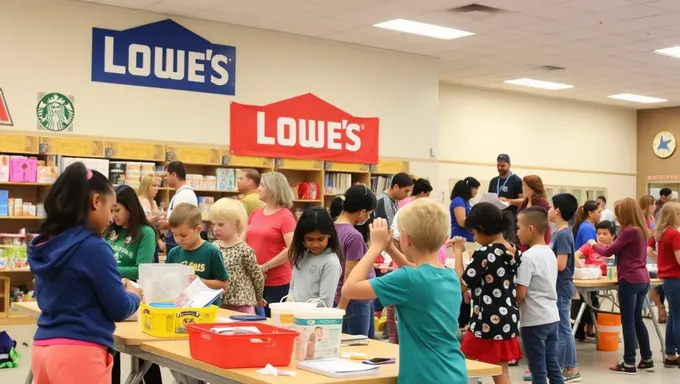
[108,225,156,281]
[166,241,229,281]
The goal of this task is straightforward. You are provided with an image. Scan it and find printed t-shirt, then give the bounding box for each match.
[516,245,559,327]
[108,225,156,281]
[245,207,297,287]
[578,244,608,275]
[166,241,229,281]
[648,228,680,279]
[370,265,468,384]
[450,197,473,242]
[334,223,375,304]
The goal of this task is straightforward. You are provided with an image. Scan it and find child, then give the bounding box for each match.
[548,193,581,382]
[647,202,680,368]
[516,207,563,384]
[575,220,616,276]
[288,207,343,307]
[209,198,264,314]
[28,162,142,384]
[453,202,521,384]
[342,199,468,383]
[588,198,653,374]
[166,203,229,302]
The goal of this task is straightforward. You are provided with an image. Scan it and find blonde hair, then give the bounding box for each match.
[168,203,202,228]
[615,198,649,240]
[260,172,295,209]
[397,199,450,253]
[209,198,248,235]
[639,195,655,218]
[137,174,158,198]
[654,201,680,242]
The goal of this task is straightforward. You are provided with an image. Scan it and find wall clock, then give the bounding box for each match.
[653,131,676,159]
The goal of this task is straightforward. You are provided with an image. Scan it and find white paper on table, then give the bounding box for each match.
[481,193,510,210]
[173,278,223,308]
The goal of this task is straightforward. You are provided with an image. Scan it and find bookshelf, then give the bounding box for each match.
[0,131,412,325]
[369,160,410,194]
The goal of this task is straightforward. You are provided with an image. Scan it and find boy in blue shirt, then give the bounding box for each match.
[342,199,467,384]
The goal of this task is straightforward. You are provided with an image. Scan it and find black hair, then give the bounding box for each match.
[105,185,158,243]
[40,162,114,238]
[552,193,578,222]
[596,220,616,235]
[450,177,481,201]
[391,173,414,188]
[412,178,433,196]
[166,161,187,181]
[289,207,344,269]
[597,195,607,204]
[519,206,549,234]
[329,185,376,215]
[660,188,672,197]
[465,202,514,236]
[572,200,599,238]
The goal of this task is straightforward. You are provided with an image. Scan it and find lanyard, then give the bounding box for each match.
[496,172,513,194]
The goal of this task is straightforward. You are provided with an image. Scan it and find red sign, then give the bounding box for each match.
[0,88,13,126]
[230,94,379,164]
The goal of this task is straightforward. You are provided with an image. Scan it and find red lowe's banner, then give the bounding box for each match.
[229,94,379,164]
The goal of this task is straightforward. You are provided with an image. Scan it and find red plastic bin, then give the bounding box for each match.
[186,322,299,369]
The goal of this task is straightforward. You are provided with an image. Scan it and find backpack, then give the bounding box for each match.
[0,331,21,369]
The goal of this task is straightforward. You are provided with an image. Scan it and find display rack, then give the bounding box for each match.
[0,131,412,325]
[369,160,410,194]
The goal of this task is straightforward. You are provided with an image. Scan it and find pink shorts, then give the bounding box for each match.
[222,304,255,314]
[32,344,113,384]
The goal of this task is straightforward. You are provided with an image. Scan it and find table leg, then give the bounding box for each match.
[644,294,666,356]
[468,378,484,384]
[123,356,151,384]
[24,368,33,384]
[582,292,600,346]
[572,297,587,336]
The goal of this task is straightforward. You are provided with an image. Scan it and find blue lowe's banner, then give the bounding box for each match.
[91,19,236,95]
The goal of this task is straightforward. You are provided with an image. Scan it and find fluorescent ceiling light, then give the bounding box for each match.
[608,94,667,104]
[373,19,474,40]
[654,46,680,59]
[503,78,574,90]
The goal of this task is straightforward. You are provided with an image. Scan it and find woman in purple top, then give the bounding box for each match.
[517,175,551,250]
[589,198,653,374]
[329,185,377,337]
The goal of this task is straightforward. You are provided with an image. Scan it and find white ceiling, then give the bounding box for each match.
[82,0,680,108]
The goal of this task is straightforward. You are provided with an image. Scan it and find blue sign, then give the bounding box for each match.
[91,19,236,95]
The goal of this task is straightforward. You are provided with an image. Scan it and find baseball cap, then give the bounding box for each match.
[497,154,511,163]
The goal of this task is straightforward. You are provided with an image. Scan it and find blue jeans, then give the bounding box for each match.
[342,300,375,338]
[522,322,564,384]
[263,284,290,318]
[618,279,652,364]
[556,284,577,369]
[664,278,680,356]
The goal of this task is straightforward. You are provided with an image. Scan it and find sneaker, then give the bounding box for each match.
[663,358,679,368]
[638,360,655,372]
[522,371,532,381]
[610,362,637,375]
[563,369,582,382]
[509,360,519,367]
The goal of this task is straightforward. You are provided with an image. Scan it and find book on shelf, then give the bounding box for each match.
[324,173,353,195]
[370,176,393,193]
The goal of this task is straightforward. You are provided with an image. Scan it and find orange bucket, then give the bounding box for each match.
[596,312,621,351]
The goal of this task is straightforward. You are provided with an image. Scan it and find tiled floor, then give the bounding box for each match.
[0,319,677,383]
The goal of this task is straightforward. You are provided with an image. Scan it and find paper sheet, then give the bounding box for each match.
[480,193,510,210]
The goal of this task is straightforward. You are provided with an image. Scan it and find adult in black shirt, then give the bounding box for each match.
[489,154,523,242]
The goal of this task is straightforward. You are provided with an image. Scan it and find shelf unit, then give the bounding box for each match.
[0,131,412,325]
[369,160,410,194]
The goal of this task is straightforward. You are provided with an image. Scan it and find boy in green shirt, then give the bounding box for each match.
[166,203,229,294]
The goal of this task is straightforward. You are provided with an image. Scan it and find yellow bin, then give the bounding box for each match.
[596,312,621,351]
[140,302,218,338]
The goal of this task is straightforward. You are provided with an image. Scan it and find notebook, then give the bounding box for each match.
[297,359,379,378]
[341,334,369,346]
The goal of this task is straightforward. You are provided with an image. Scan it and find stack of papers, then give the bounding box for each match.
[173,278,223,308]
[341,334,369,346]
[298,359,379,378]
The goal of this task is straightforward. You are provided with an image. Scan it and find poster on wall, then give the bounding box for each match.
[230,93,379,164]
[0,88,13,126]
[91,19,236,95]
[36,92,75,132]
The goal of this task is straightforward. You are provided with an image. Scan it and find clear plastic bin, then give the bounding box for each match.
[138,264,193,304]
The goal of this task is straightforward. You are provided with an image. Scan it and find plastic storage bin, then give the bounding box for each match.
[138,264,193,304]
[140,302,218,338]
[186,322,299,368]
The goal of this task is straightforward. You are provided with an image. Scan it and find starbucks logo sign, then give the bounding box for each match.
[36,92,75,132]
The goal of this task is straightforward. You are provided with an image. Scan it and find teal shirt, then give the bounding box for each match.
[166,242,229,304]
[370,265,468,384]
